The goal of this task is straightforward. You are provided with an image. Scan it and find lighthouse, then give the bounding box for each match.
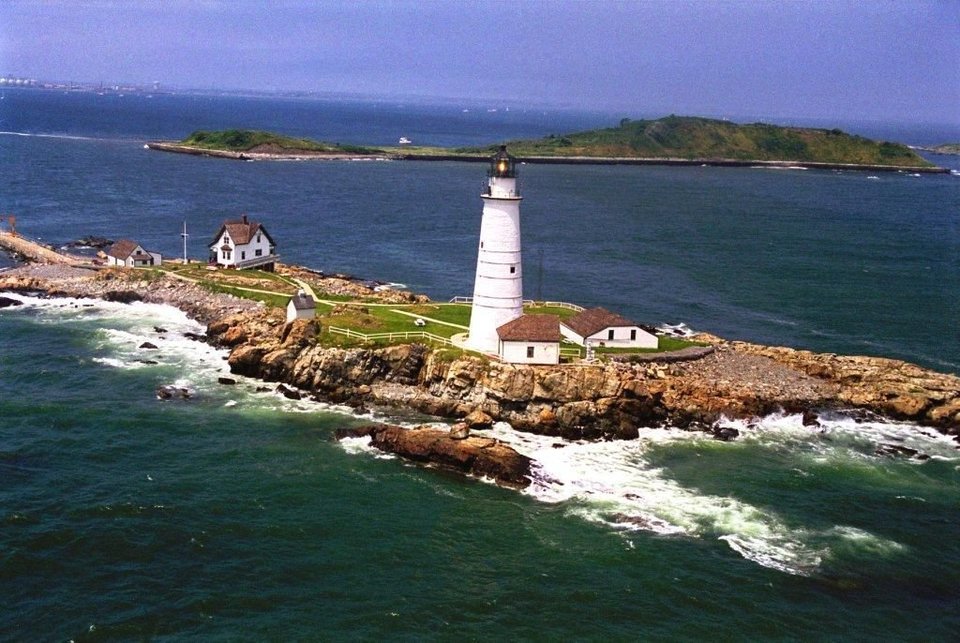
[467,145,524,353]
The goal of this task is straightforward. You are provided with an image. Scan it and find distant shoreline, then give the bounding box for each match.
[146,141,949,174]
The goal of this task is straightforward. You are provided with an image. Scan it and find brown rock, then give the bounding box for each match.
[335,424,532,488]
[464,409,494,430]
[886,394,930,420]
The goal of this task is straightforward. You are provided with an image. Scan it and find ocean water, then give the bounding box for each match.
[1,89,959,639]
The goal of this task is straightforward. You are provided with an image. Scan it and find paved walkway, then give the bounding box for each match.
[291,277,320,301]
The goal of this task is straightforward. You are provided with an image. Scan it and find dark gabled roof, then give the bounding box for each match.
[289,291,315,310]
[496,314,561,342]
[562,307,638,337]
[106,239,141,260]
[209,215,274,248]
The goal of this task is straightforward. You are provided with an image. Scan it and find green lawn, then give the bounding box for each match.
[321,306,465,339]
[523,303,581,320]
[151,266,702,359]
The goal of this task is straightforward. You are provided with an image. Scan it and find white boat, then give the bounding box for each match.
[398,137,412,145]
[867,175,880,180]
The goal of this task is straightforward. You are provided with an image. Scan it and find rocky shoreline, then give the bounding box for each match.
[145,141,391,162]
[2,263,958,444]
[146,142,950,174]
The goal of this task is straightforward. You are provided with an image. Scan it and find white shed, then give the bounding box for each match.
[496,314,561,365]
[560,307,658,349]
[286,290,316,323]
[209,214,278,271]
[104,239,161,267]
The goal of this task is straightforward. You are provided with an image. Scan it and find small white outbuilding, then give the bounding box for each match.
[496,314,561,365]
[560,307,658,349]
[104,239,161,267]
[286,290,316,323]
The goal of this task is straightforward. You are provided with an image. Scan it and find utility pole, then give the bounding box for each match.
[180,221,189,264]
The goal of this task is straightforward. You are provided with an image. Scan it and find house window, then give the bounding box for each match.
[510,266,516,274]
[223,250,231,260]
[630,329,637,340]
[241,251,246,260]
[526,346,535,358]
[257,233,262,243]
[255,249,262,257]
[480,241,484,248]
[608,329,615,340]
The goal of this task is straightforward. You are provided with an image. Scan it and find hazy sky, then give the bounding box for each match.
[1,0,957,123]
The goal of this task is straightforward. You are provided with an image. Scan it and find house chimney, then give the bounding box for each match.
[241,214,248,224]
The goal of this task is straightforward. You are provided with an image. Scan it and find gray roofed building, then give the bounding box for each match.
[286,289,316,322]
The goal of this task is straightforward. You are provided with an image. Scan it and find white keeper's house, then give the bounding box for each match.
[496,314,561,365]
[209,214,278,271]
[560,307,658,349]
[104,239,162,267]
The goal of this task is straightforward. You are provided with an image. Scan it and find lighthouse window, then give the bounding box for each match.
[608,329,615,340]
[526,346,535,358]
[480,241,484,248]
[510,266,516,274]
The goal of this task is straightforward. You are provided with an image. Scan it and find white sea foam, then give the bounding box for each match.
[482,416,924,576]
[9,293,938,576]
[339,435,396,460]
[3,294,324,412]
[726,412,960,462]
[0,130,130,143]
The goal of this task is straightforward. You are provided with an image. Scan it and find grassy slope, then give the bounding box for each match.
[178,119,932,167]
[180,129,381,154]
[456,115,933,167]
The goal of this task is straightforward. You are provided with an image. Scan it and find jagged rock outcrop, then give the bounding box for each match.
[205,306,960,439]
[5,263,957,439]
[729,342,960,431]
[335,424,532,488]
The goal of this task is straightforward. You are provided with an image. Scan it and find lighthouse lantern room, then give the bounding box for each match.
[467,145,524,353]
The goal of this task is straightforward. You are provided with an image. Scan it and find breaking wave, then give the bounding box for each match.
[485,413,953,576]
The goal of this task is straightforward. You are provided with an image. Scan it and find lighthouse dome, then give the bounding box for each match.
[489,145,518,179]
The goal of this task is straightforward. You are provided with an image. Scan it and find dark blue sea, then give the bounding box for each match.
[1,88,959,640]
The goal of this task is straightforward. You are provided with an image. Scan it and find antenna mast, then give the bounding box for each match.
[180,221,189,264]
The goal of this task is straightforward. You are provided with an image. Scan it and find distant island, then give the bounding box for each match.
[146,129,386,160]
[913,143,960,156]
[146,116,947,172]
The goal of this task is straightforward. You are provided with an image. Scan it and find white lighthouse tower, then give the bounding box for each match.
[467,145,524,353]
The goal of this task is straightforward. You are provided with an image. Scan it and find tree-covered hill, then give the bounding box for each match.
[458,116,932,167]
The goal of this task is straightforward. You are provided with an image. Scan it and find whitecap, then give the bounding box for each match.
[482,419,918,577]
[339,435,395,460]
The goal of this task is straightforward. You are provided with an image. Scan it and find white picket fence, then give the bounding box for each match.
[448,296,584,312]
[328,326,455,347]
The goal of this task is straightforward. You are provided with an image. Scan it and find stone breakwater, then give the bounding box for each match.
[3,265,959,440]
[0,264,261,324]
